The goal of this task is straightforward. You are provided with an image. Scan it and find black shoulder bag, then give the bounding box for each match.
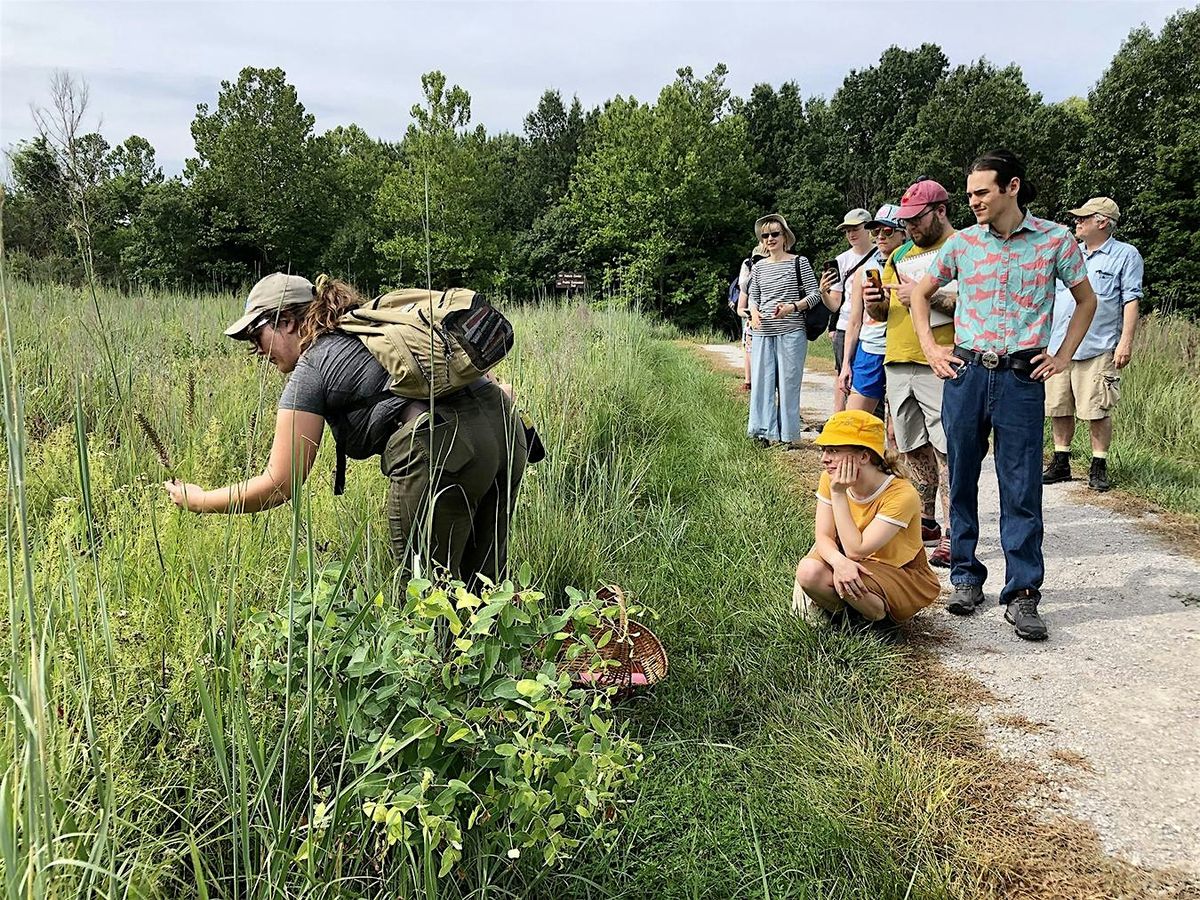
[795,257,834,341]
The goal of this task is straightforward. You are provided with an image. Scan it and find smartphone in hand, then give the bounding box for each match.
[864,269,883,292]
[822,259,840,277]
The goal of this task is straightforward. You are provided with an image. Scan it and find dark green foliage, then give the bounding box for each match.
[6,11,1200,317]
[888,61,1044,225]
[562,65,757,328]
[1076,6,1200,312]
[185,66,331,280]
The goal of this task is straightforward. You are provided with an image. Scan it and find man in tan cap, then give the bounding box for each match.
[1042,197,1144,492]
[821,208,874,413]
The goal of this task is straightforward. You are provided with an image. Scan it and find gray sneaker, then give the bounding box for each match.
[1005,590,1049,641]
[946,583,986,616]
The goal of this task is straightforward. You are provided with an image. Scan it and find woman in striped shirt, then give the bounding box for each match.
[747,213,827,447]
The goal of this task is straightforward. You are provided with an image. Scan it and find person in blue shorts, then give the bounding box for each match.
[839,204,905,418]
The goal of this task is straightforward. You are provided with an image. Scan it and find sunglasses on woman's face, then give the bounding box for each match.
[245,315,275,352]
[761,230,782,240]
[870,227,897,238]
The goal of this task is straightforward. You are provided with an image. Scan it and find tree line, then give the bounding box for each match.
[3,6,1198,324]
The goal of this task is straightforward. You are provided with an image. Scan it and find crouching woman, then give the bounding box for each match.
[794,410,939,624]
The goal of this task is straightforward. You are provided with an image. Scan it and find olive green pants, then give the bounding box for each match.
[381,381,527,588]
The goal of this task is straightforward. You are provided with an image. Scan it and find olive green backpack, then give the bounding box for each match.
[330,287,516,494]
[338,287,514,399]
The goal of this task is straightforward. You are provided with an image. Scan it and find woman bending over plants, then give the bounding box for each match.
[164,273,527,587]
[793,410,939,625]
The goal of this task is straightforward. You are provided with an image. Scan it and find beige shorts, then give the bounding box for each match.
[1044,352,1120,420]
[884,363,946,454]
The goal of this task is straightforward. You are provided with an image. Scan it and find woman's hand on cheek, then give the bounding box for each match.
[829,456,857,492]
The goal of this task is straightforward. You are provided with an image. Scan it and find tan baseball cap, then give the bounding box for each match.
[225,273,315,339]
[837,208,872,230]
[1069,197,1121,221]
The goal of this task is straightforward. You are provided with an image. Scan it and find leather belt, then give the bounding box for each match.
[952,347,1041,374]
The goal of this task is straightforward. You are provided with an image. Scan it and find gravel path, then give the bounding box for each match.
[701,343,1200,875]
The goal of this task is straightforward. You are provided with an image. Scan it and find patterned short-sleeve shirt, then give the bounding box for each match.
[930,212,1088,353]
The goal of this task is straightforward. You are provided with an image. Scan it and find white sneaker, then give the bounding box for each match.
[791,581,833,626]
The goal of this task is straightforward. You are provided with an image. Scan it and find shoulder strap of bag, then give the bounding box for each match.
[331,389,395,495]
[842,249,875,287]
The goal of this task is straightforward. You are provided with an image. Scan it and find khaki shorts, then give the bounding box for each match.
[1044,351,1120,420]
[884,363,946,454]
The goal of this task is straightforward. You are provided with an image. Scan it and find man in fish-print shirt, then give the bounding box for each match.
[909,149,1098,642]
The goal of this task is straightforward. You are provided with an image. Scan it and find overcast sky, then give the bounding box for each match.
[1,0,1190,176]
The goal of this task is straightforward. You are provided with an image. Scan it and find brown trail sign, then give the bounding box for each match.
[555,272,586,295]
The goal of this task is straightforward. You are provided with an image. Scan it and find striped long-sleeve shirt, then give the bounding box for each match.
[748,256,822,336]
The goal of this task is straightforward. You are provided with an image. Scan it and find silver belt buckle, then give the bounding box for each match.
[981,350,1000,369]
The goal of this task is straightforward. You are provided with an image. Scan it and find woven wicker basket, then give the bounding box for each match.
[557,585,668,698]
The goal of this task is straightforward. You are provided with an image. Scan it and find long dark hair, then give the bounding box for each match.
[969,149,1037,211]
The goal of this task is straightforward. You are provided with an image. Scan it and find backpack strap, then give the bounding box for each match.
[332,389,393,496]
[841,249,875,290]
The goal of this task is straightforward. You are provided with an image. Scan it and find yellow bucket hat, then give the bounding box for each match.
[814,410,886,458]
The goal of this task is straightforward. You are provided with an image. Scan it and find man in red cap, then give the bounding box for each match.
[863,178,957,568]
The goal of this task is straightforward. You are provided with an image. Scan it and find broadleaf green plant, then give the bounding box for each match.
[244,562,647,887]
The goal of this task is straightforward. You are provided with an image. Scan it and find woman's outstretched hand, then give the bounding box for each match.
[164,479,206,511]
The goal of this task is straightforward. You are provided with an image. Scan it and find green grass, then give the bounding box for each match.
[1052,311,1200,516]
[0,280,1030,898]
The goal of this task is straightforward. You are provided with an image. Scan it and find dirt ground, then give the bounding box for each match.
[701,343,1200,882]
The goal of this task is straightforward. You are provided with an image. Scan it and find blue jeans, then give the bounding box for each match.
[941,362,1045,604]
[749,329,808,442]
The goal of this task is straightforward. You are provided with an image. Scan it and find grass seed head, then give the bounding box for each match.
[134,410,173,472]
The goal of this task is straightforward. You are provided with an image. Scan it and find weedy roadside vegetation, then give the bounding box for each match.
[4,278,1198,898]
[1075,308,1200,515]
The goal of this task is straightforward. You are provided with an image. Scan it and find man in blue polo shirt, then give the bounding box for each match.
[1042,197,1144,492]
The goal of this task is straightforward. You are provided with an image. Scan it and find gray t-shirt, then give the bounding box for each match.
[278,332,411,460]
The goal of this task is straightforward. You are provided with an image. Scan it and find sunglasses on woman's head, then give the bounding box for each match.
[761,230,782,239]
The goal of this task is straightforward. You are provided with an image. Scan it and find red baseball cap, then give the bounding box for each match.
[896,178,950,219]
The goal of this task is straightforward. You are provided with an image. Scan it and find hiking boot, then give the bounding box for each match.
[921,518,942,545]
[946,583,985,616]
[1042,451,1072,484]
[1005,590,1049,641]
[929,536,951,569]
[752,436,770,448]
[1088,457,1110,492]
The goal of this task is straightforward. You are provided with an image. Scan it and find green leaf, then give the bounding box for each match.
[495,743,518,757]
[481,678,521,701]
[447,726,472,744]
[294,837,313,863]
[515,679,543,698]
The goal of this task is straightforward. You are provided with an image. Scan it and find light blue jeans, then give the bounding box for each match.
[748,329,808,442]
